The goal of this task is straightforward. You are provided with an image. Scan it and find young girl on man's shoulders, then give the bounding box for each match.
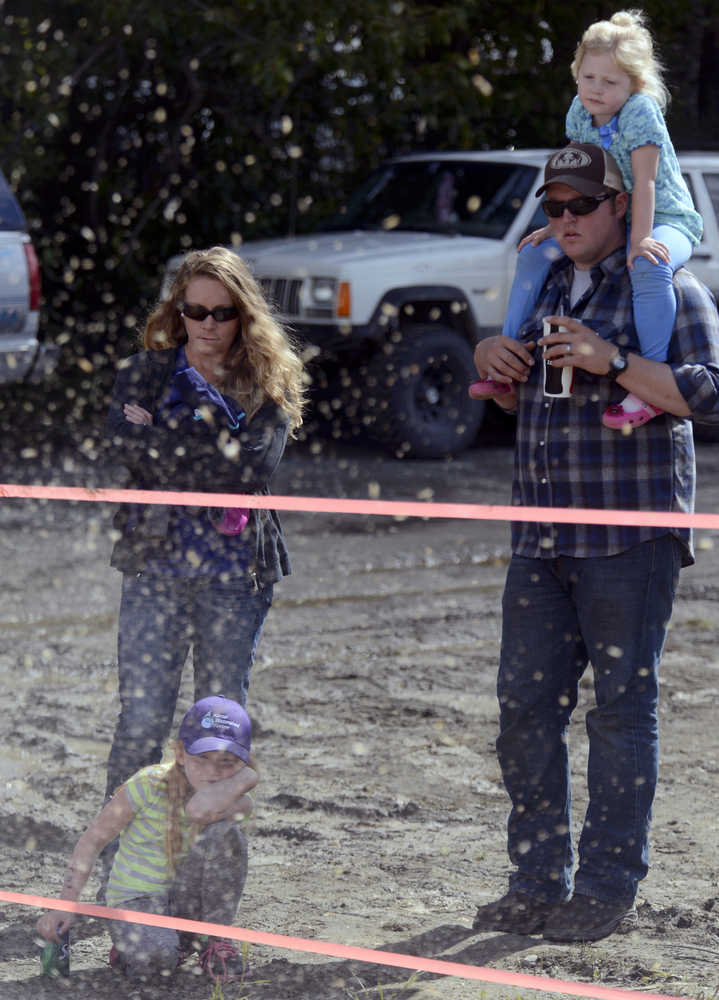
[471,9,702,431]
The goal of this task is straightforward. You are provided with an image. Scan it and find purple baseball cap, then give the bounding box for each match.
[179,696,251,762]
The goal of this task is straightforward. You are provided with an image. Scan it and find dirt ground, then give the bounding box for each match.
[1,411,718,1000]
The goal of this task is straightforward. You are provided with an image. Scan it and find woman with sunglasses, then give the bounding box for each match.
[470,9,702,431]
[101,246,305,819]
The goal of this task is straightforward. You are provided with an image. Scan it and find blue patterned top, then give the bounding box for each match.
[565,93,703,245]
[511,247,719,563]
[145,347,251,577]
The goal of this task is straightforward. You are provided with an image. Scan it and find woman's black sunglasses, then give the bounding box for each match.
[179,302,239,323]
[541,192,615,218]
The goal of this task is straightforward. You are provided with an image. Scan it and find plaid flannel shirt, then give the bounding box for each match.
[511,246,719,567]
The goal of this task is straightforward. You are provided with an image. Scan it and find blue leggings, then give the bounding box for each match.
[502,225,693,362]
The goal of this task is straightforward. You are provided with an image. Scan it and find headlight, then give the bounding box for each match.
[310,278,337,304]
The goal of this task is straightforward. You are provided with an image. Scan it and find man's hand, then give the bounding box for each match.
[540,316,619,375]
[474,335,536,385]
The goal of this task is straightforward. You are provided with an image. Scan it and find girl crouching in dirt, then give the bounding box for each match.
[36,696,257,985]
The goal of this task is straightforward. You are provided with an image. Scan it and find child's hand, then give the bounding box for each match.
[36,910,75,943]
[517,224,552,253]
[186,786,254,826]
[627,236,670,269]
[185,765,259,826]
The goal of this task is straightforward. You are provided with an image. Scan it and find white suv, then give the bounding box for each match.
[163,150,719,458]
[0,168,57,385]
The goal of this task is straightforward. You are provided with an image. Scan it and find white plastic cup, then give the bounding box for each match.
[543,319,574,398]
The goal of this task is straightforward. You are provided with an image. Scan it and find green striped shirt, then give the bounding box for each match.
[106,764,196,905]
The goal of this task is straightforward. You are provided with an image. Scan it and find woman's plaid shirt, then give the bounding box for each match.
[510,247,719,566]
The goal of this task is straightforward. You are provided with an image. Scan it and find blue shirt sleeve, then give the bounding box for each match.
[615,93,667,153]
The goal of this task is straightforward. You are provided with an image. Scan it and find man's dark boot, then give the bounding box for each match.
[473,891,557,934]
[543,893,638,942]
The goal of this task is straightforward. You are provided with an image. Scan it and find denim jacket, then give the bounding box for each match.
[104,348,291,587]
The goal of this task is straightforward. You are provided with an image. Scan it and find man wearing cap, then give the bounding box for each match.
[472,142,719,941]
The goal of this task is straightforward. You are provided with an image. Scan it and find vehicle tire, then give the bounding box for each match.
[364,325,485,458]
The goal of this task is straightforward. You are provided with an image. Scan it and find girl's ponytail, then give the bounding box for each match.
[610,9,647,32]
[164,756,193,876]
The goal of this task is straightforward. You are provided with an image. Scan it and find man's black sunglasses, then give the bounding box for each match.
[541,192,615,218]
[179,302,239,323]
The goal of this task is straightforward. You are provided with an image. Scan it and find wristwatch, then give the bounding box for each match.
[606,347,629,381]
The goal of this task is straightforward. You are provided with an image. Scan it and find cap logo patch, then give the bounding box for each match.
[550,149,592,170]
[201,710,241,732]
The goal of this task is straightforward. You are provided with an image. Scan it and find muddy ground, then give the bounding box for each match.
[0,405,718,1000]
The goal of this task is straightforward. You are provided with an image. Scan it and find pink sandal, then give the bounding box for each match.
[602,400,663,430]
[469,378,513,399]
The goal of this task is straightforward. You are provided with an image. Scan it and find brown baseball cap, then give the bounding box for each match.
[536,142,625,198]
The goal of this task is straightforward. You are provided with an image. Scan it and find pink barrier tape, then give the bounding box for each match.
[0,485,703,1000]
[1,891,685,1000]
[2,482,719,529]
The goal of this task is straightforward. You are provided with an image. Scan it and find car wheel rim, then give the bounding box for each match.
[414,361,458,424]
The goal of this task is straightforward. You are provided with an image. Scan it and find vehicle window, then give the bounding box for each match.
[320,161,540,240]
[0,171,26,231]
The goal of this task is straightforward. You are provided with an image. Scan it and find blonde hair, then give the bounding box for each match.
[164,756,193,876]
[571,9,669,113]
[143,246,306,432]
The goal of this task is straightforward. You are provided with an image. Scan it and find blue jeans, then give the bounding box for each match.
[497,537,680,905]
[104,572,272,798]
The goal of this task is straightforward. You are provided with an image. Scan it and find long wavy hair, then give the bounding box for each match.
[164,755,194,876]
[143,246,306,431]
[571,9,669,113]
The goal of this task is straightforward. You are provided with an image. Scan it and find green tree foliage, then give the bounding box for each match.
[0,0,716,376]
